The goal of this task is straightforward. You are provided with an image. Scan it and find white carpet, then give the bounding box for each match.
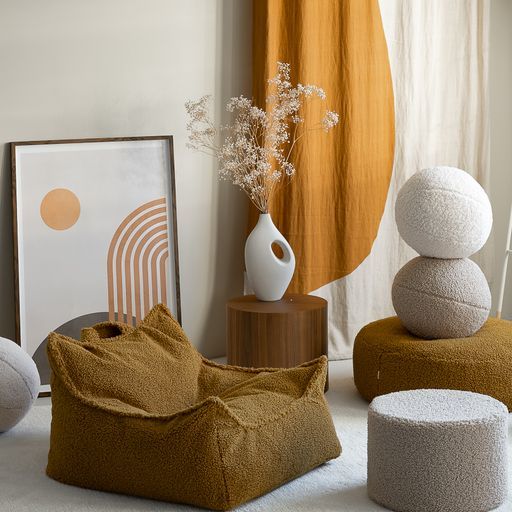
[0,360,510,512]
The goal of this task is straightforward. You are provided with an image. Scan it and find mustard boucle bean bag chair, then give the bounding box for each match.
[46,304,341,510]
[353,316,512,410]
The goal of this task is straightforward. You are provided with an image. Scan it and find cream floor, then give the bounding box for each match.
[0,360,510,511]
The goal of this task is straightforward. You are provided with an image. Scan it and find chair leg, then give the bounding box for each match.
[496,202,512,319]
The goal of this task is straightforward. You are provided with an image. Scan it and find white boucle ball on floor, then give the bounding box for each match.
[0,337,40,432]
[395,166,492,258]
[392,256,491,339]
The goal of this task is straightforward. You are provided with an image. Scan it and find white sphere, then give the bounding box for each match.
[395,167,492,258]
[392,257,491,339]
[0,337,40,432]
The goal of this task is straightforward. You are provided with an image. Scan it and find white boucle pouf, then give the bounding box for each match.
[0,337,40,432]
[392,256,491,339]
[395,167,492,258]
[368,389,508,512]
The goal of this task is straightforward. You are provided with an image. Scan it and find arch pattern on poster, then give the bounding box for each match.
[107,198,169,325]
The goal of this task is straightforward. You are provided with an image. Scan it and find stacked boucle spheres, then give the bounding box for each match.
[392,167,492,339]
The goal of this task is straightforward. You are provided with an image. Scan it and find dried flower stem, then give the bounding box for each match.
[185,62,339,213]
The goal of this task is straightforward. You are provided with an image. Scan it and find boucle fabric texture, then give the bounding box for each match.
[353,316,512,410]
[368,389,508,512]
[395,166,492,259]
[0,337,40,432]
[46,304,340,510]
[392,256,491,338]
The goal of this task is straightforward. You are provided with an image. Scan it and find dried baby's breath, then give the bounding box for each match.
[185,62,339,212]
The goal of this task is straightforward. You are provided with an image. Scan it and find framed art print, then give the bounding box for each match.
[11,136,181,394]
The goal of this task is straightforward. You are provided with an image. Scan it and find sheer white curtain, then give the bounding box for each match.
[314,0,491,359]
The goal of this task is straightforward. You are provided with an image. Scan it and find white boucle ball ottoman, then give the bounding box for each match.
[395,167,492,258]
[0,337,40,432]
[392,256,491,338]
[368,389,508,512]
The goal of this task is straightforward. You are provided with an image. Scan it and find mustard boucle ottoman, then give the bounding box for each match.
[353,316,512,410]
[46,304,341,510]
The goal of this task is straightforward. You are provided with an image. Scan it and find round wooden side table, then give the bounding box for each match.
[227,294,328,389]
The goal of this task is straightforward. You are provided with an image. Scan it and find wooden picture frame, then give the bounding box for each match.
[11,136,181,394]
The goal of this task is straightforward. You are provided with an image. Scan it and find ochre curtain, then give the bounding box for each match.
[251,0,395,293]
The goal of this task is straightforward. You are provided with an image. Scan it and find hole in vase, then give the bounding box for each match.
[272,242,284,259]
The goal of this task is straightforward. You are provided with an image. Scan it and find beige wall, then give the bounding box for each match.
[0,0,251,356]
[490,0,512,320]
[0,1,509,362]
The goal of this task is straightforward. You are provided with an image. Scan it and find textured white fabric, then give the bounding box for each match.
[371,388,507,423]
[0,361,510,512]
[314,0,491,359]
[0,337,40,432]
[368,389,508,512]
[392,256,491,338]
[395,167,493,259]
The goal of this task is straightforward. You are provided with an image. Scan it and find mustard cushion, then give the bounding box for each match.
[353,316,512,410]
[46,304,341,510]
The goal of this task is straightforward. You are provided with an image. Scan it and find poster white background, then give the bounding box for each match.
[15,140,176,363]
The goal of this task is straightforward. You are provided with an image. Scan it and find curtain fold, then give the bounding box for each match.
[252,0,491,360]
[252,0,395,293]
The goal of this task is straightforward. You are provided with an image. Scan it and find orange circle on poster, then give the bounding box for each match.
[40,188,81,230]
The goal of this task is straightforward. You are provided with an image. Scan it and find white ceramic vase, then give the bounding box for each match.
[245,213,295,301]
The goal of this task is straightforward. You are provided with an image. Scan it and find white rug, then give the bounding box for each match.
[0,360,510,511]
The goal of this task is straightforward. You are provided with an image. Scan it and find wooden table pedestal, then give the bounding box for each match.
[227,294,328,390]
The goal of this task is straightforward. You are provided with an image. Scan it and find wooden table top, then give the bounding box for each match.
[227,294,327,314]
